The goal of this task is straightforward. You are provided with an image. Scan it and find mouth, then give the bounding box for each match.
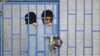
[47,23,52,26]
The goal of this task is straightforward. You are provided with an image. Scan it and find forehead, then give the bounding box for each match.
[46,16,52,18]
[46,17,52,20]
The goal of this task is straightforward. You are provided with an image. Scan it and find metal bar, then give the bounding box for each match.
[37,50,45,52]
[68,46,75,48]
[83,0,85,56]
[67,0,69,56]
[68,13,76,15]
[75,0,77,56]
[52,4,54,36]
[21,17,43,19]
[60,30,68,31]
[19,4,22,56]
[57,2,59,36]
[44,5,46,36]
[91,0,93,56]
[44,33,53,35]
[44,5,46,56]
[7,0,59,2]
[76,30,84,32]
[0,4,1,55]
[4,17,11,19]
[12,34,20,35]
[84,46,92,48]
[92,30,100,32]
[57,2,60,56]
[99,0,100,55]
[4,50,12,52]
[85,13,92,15]
[4,17,55,20]
[29,34,36,36]
[2,3,4,56]
[11,4,13,56]
[27,3,30,56]
[3,2,58,5]
[35,5,38,56]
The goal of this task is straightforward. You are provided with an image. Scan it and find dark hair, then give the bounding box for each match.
[25,12,36,24]
[41,10,53,24]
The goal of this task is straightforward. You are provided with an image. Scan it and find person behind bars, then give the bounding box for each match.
[41,10,63,56]
[25,12,37,56]
[41,9,63,46]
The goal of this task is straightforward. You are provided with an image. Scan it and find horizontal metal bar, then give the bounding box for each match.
[44,33,53,35]
[68,46,75,48]
[3,50,28,53]
[4,50,11,52]
[21,17,57,19]
[8,0,59,2]
[3,54,12,55]
[92,30,100,32]
[2,2,58,5]
[21,50,28,52]
[85,13,92,15]
[76,30,84,32]
[37,50,45,52]
[68,13,76,15]
[84,46,92,48]
[29,34,36,36]
[21,17,42,19]
[12,34,20,35]
[4,17,11,19]
[60,30,68,31]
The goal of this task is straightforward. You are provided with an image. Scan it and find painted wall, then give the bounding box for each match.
[60,0,100,56]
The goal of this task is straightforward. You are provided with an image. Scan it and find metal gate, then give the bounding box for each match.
[1,2,60,56]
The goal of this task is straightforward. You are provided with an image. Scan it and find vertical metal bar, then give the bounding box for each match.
[57,2,60,56]
[83,0,85,56]
[75,0,77,56]
[2,3,4,56]
[44,5,46,35]
[19,4,22,56]
[0,5,1,56]
[56,3,59,37]
[35,5,38,56]
[55,3,58,56]
[91,0,93,56]
[0,8,1,56]
[99,0,100,55]
[44,5,46,56]
[11,4,13,56]
[52,4,54,36]
[67,0,69,56]
[58,0,60,37]
[27,3,30,56]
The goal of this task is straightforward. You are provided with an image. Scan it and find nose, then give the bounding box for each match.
[47,20,50,23]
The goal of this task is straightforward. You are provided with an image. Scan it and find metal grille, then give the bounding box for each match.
[1,2,59,56]
[1,0,100,56]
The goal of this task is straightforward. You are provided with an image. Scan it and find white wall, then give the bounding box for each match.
[60,0,100,56]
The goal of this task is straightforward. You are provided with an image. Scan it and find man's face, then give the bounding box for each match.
[45,16,52,26]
